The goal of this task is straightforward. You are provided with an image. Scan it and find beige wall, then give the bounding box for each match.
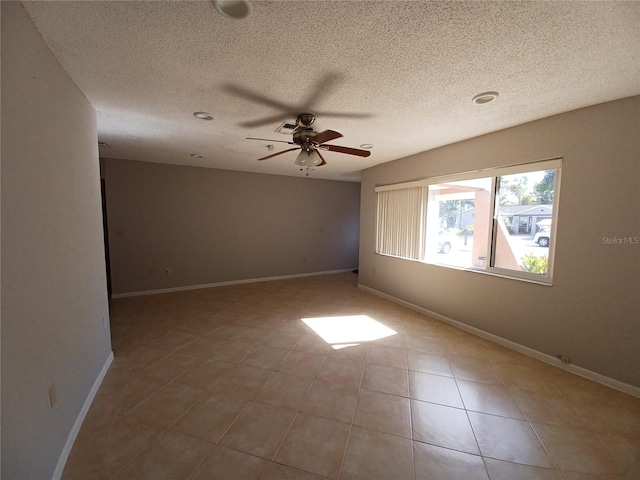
[103,158,360,295]
[1,3,112,478]
[359,97,640,388]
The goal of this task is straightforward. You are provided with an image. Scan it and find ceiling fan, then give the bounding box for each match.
[247,114,371,172]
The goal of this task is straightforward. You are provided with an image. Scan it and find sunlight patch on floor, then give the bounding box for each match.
[301,315,397,349]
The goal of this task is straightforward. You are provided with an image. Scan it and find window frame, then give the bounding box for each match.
[374,158,562,285]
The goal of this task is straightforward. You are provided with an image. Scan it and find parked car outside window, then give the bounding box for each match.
[534,230,551,247]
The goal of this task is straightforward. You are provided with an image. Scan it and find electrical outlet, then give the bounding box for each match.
[557,354,571,364]
[49,383,58,407]
[102,316,108,330]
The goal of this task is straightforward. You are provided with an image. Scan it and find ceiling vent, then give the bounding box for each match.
[276,121,297,135]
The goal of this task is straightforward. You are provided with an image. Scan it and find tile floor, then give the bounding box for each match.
[63,273,640,479]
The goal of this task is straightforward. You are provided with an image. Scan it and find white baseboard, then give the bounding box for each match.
[52,351,114,480]
[111,268,357,299]
[358,283,640,398]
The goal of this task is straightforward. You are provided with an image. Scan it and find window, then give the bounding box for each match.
[375,159,561,284]
[423,177,492,269]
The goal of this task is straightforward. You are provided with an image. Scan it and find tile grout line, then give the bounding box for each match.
[453,374,493,480]
[268,333,331,473]
[335,340,371,480]
[495,366,563,476]
[402,316,417,480]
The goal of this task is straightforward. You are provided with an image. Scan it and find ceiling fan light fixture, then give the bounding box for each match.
[213,0,252,20]
[360,144,374,149]
[472,91,499,105]
[193,111,214,120]
[295,149,322,167]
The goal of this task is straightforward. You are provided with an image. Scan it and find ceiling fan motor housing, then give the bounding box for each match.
[296,113,315,127]
[292,127,316,146]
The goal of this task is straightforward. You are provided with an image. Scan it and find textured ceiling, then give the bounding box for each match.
[22,1,640,182]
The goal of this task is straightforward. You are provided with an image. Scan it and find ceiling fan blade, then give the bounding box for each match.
[318,144,372,157]
[314,111,374,120]
[224,84,300,128]
[240,113,294,128]
[246,137,295,145]
[299,72,343,111]
[257,147,299,161]
[224,84,293,112]
[315,149,327,167]
[313,129,343,145]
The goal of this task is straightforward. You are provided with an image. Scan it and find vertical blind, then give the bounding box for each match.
[376,186,426,260]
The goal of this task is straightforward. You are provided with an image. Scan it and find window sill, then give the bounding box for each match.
[374,252,553,286]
